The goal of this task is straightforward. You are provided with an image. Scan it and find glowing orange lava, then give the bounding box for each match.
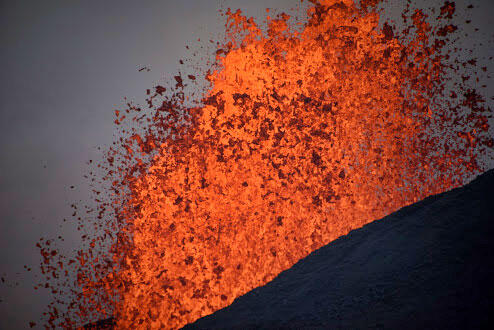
[37,0,492,328]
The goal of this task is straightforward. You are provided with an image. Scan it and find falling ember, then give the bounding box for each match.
[36,0,492,328]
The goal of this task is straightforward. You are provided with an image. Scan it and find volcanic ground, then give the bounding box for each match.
[181,169,494,329]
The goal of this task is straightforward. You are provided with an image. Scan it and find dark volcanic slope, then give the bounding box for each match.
[184,169,494,330]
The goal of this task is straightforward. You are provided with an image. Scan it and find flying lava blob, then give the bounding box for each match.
[36,0,493,328]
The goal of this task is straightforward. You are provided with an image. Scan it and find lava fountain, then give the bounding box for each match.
[37,0,492,328]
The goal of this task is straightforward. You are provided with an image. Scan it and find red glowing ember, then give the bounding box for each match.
[36,0,492,328]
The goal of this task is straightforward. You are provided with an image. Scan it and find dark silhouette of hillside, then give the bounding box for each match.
[183,169,494,329]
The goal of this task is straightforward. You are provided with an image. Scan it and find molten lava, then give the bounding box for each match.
[37,0,492,329]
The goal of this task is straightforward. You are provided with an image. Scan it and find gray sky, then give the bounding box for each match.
[0,0,492,329]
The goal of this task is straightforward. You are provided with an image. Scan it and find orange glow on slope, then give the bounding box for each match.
[37,0,492,328]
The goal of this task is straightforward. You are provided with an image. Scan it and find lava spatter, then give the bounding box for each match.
[36,0,492,329]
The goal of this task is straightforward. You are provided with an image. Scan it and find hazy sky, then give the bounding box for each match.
[0,0,492,329]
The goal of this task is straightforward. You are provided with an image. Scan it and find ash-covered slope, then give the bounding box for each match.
[184,169,494,329]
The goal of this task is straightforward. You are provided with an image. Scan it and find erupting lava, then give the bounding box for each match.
[36,0,492,328]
